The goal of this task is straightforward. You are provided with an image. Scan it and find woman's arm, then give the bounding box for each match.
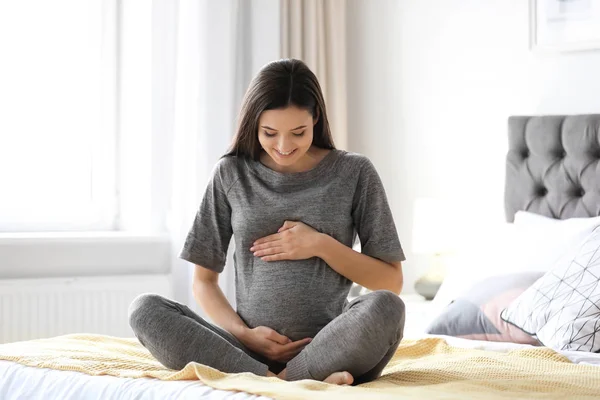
[251,221,403,294]
[192,265,249,339]
[315,234,403,294]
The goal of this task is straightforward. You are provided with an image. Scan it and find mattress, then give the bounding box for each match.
[1,335,599,400]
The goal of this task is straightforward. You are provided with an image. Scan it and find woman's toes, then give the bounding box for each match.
[323,371,354,385]
[341,371,354,385]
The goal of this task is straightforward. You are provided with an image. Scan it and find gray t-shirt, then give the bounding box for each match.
[180,149,404,341]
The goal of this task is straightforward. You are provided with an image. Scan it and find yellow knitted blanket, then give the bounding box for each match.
[1,334,599,400]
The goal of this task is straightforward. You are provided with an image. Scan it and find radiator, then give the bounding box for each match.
[0,274,172,343]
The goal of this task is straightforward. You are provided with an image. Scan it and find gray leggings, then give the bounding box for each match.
[128,290,405,384]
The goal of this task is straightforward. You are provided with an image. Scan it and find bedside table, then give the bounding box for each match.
[400,294,437,338]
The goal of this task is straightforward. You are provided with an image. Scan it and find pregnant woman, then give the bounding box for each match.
[129,59,406,386]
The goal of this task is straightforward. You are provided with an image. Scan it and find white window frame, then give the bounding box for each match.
[0,0,175,279]
[0,0,119,233]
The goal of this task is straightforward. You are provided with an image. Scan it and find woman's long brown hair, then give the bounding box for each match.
[225,59,335,160]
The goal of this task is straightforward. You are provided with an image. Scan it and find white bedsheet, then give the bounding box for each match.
[437,334,600,366]
[1,335,599,400]
[0,360,271,400]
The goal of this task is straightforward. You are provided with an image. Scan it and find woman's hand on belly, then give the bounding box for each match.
[250,220,324,262]
[238,325,312,363]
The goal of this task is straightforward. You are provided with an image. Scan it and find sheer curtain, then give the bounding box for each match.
[167,0,280,315]
[166,0,347,313]
[280,0,348,150]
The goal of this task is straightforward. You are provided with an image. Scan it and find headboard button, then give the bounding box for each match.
[577,188,585,197]
[538,187,548,196]
[521,149,530,158]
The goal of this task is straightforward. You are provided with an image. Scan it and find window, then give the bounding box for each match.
[0,0,117,232]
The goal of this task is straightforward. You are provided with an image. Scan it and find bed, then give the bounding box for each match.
[1,114,600,399]
[1,335,600,400]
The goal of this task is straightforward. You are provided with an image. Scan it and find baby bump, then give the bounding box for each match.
[236,259,351,341]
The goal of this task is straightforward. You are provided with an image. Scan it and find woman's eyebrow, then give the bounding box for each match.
[261,125,307,131]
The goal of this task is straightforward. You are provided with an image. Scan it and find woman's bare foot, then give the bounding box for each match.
[269,368,353,386]
[323,371,354,385]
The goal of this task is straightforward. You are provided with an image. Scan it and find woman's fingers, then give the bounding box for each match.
[268,331,291,345]
[253,233,281,246]
[250,239,281,252]
[261,254,287,262]
[277,338,312,361]
[278,220,297,232]
[253,246,284,257]
[282,337,312,352]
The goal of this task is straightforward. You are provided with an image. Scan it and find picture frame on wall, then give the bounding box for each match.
[530,0,600,52]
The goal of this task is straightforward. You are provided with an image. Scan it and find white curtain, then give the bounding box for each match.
[281,0,348,150]
[166,0,344,313]
[167,0,281,315]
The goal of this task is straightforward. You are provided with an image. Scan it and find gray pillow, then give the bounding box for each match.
[426,273,543,345]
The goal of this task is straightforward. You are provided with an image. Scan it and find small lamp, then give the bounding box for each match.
[412,198,453,300]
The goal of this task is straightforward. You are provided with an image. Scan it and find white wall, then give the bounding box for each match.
[348,0,600,293]
[347,0,419,291]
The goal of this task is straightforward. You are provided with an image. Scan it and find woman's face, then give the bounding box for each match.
[257,105,315,169]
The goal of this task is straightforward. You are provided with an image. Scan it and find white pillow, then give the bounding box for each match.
[512,213,600,270]
[514,210,600,229]
[513,210,561,226]
[512,212,600,272]
[432,213,600,310]
[501,227,600,352]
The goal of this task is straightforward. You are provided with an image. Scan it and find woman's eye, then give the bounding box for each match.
[263,130,304,137]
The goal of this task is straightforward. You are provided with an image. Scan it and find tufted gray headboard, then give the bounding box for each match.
[505,114,600,222]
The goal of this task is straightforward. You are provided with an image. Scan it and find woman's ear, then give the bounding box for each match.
[313,108,320,125]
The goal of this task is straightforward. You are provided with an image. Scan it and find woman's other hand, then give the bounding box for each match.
[239,326,311,363]
[250,220,323,261]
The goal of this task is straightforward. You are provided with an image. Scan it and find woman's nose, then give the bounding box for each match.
[277,138,294,150]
